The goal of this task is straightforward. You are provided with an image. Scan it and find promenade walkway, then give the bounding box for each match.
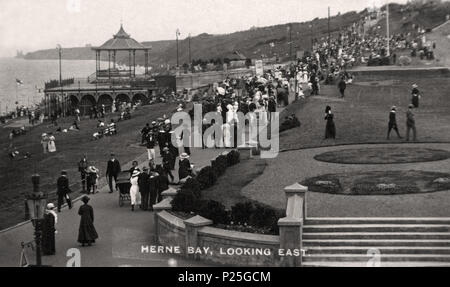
[0,147,226,267]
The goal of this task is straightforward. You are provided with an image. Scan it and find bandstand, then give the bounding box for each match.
[43,25,157,117]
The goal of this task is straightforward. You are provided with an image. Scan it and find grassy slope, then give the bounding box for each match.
[23,2,450,72]
[0,103,176,230]
[280,76,450,151]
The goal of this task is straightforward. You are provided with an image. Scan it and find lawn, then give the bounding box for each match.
[201,157,267,209]
[279,76,450,151]
[0,103,176,230]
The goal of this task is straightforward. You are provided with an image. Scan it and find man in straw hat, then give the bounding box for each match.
[178,153,192,181]
[387,106,402,140]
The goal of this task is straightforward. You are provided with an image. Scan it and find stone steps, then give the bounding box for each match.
[303,254,450,262]
[302,261,450,267]
[302,218,450,267]
[305,246,450,255]
[303,224,450,233]
[306,218,450,225]
[303,232,450,240]
[303,239,450,247]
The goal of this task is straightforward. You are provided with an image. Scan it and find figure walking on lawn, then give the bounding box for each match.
[338,77,347,98]
[411,84,421,108]
[406,104,417,142]
[77,196,98,247]
[324,106,336,139]
[387,106,402,140]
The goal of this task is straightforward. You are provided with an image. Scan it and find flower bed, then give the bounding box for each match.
[301,170,450,196]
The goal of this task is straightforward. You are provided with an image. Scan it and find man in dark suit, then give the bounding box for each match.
[106,153,121,193]
[57,170,72,212]
[338,77,347,98]
[387,106,402,140]
[138,167,150,211]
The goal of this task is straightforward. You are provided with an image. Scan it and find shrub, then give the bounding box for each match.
[249,203,281,231]
[280,115,301,133]
[196,166,217,190]
[212,155,228,177]
[231,202,255,224]
[171,188,197,213]
[196,200,230,225]
[181,177,202,199]
[226,150,240,166]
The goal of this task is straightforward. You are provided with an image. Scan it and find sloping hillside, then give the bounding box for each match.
[23,1,450,70]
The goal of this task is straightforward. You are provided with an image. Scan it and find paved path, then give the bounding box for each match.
[242,143,450,218]
[0,147,226,267]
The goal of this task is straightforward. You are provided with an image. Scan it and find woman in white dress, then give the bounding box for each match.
[130,170,141,212]
[47,136,56,153]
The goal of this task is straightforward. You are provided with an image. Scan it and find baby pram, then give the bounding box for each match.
[116,171,131,207]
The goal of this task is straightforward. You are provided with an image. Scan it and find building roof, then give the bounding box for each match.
[93,25,151,51]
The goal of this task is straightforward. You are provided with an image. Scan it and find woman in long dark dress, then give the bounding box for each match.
[324,106,336,139]
[77,196,98,247]
[411,84,420,108]
[42,203,57,256]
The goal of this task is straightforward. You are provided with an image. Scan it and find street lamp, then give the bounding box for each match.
[26,174,47,267]
[176,29,181,69]
[56,45,64,117]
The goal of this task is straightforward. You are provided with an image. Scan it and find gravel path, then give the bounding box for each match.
[242,143,450,217]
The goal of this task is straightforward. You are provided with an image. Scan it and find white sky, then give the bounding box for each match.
[0,0,407,57]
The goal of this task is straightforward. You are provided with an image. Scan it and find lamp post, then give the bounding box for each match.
[386,3,390,57]
[56,45,63,117]
[188,33,192,72]
[176,29,181,69]
[309,24,313,52]
[26,174,47,267]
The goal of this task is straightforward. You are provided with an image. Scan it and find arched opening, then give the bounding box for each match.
[98,94,113,113]
[116,94,131,104]
[80,95,96,116]
[69,95,80,111]
[132,93,148,105]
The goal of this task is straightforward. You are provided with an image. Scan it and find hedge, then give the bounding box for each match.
[196,166,217,190]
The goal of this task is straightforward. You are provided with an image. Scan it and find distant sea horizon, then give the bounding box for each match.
[0,57,106,115]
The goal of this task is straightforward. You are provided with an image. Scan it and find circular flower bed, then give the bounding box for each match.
[314,147,450,165]
[301,170,450,195]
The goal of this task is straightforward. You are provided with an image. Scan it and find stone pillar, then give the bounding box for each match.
[152,198,173,243]
[278,217,303,267]
[284,183,307,219]
[184,215,213,260]
[277,183,308,267]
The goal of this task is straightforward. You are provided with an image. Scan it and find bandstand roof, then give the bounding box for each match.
[93,25,151,51]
